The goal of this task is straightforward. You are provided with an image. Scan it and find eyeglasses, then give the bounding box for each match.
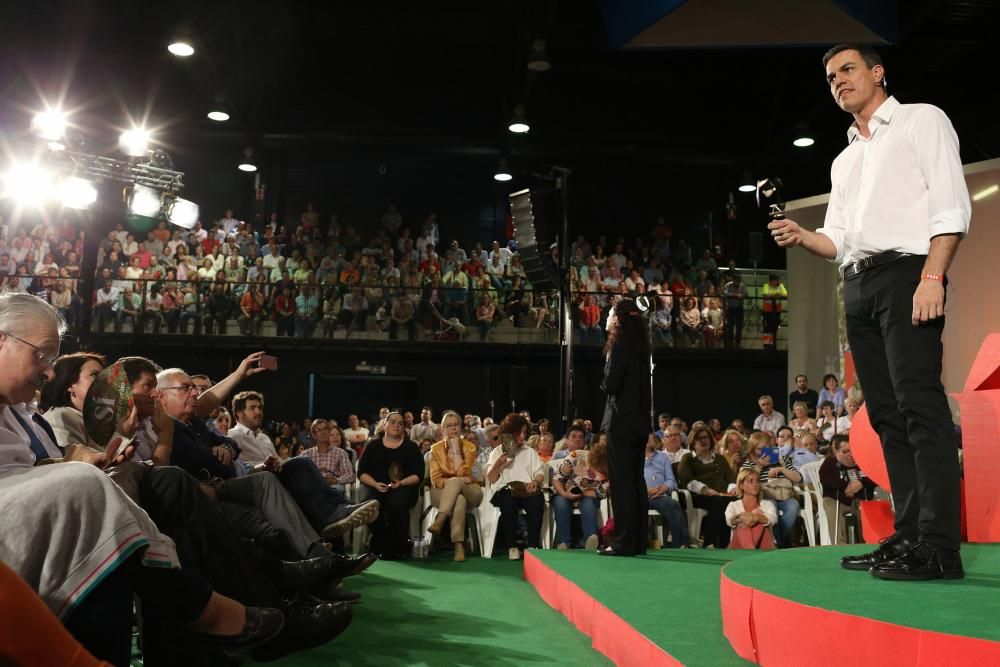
[160,383,199,395]
[664,432,680,438]
[3,332,58,367]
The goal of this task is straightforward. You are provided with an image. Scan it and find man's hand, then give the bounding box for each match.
[912,279,945,326]
[768,218,805,248]
[212,446,233,465]
[322,471,337,484]
[64,443,108,467]
[237,351,269,379]
[263,455,283,473]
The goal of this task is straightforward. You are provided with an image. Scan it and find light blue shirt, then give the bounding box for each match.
[644,450,677,491]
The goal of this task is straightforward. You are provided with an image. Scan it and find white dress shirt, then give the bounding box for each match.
[753,411,786,434]
[228,422,278,467]
[817,96,971,269]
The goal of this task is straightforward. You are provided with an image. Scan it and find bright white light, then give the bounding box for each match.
[738,184,756,193]
[494,171,513,182]
[793,136,815,147]
[207,110,230,122]
[2,162,54,207]
[508,122,530,134]
[128,185,163,217]
[237,161,257,173]
[972,184,998,202]
[119,128,150,157]
[58,177,98,210]
[168,41,195,57]
[31,110,67,141]
[165,197,199,229]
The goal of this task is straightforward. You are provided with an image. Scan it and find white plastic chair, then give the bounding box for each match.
[799,461,832,545]
[677,489,708,547]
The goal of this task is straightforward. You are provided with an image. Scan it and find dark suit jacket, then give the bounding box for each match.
[600,342,650,432]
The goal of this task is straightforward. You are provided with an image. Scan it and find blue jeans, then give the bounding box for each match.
[773,496,800,547]
[277,456,348,531]
[552,494,600,547]
[648,494,689,547]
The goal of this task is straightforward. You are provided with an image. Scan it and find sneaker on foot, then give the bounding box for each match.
[508,547,521,560]
[584,535,600,551]
[321,500,380,540]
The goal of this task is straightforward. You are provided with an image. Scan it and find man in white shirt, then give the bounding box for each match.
[227,390,279,467]
[769,43,968,581]
[752,395,785,435]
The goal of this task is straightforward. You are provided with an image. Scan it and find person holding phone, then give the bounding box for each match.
[427,410,483,562]
[738,431,801,547]
[357,412,425,559]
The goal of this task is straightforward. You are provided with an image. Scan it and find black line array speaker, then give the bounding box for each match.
[509,189,558,290]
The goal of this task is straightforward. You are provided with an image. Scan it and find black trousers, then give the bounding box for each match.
[491,488,545,549]
[607,414,649,555]
[691,494,732,548]
[725,306,744,347]
[358,484,419,556]
[844,255,960,551]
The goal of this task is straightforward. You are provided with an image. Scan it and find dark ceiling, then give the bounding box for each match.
[1,0,997,214]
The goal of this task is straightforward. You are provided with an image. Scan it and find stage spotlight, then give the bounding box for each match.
[58,176,98,210]
[793,136,815,147]
[493,159,513,182]
[119,128,150,157]
[126,184,163,218]
[164,196,199,229]
[527,39,551,72]
[168,36,195,57]
[207,109,230,122]
[1,162,54,208]
[738,170,756,193]
[508,105,530,133]
[635,295,651,312]
[237,148,258,172]
[31,109,67,141]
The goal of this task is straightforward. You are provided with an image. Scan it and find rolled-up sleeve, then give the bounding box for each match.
[913,105,971,239]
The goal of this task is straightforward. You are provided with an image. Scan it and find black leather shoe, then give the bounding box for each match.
[840,534,914,571]
[597,546,635,557]
[870,542,964,581]
[328,552,378,579]
[187,606,285,650]
[274,556,333,592]
[311,580,363,603]
[321,500,380,539]
[251,598,353,662]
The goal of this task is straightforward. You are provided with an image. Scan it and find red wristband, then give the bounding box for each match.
[922,273,944,282]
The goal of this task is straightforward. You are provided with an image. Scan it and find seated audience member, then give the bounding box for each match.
[753,394,786,434]
[410,406,439,444]
[301,419,357,494]
[226,390,279,467]
[788,401,812,430]
[537,432,555,463]
[842,397,860,433]
[660,425,690,471]
[0,293,290,665]
[816,400,851,441]
[343,414,370,455]
[487,413,545,560]
[427,411,484,562]
[475,293,496,341]
[788,373,819,418]
[718,428,745,470]
[155,365,377,564]
[214,409,232,435]
[677,425,735,548]
[552,423,587,460]
[389,293,418,341]
[775,425,795,457]
[644,435,689,548]
[820,435,877,544]
[789,432,821,470]
[818,373,847,416]
[552,438,607,550]
[43,353,358,660]
[739,431,801,548]
[726,468,778,550]
[357,412,425,559]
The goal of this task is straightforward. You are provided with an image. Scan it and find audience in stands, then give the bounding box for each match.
[752,394,786,434]
[788,374,819,417]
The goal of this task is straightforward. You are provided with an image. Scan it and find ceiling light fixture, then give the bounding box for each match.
[1,162,55,208]
[527,39,551,72]
[738,170,755,193]
[31,109,67,141]
[237,147,258,172]
[793,136,815,147]
[508,105,530,134]
[494,159,513,182]
[119,127,150,157]
[207,110,230,122]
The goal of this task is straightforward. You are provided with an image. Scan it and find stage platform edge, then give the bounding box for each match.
[720,553,1000,666]
[523,550,681,667]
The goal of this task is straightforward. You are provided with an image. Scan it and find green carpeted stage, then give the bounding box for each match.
[525,544,1000,667]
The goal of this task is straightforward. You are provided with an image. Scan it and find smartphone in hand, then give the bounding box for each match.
[259,355,278,370]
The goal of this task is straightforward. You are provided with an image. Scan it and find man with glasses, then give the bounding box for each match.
[753,395,785,435]
[660,428,689,470]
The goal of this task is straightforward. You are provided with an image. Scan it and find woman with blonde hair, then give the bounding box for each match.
[739,431,801,547]
[718,429,746,470]
[427,410,483,561]
[725,467,777,550]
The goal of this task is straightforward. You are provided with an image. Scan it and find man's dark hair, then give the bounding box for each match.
[118,356,163,385]
[658,413,671,421]
[567,424,586,437]
[795,374,807,383]
[830,433,850,451]
[822,43,883,69]
[820,400,836,411]
[232,390,264,415]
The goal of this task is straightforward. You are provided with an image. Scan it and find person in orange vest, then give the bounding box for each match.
[760,274,787,350]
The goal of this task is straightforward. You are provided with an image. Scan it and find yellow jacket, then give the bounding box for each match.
[428,438,479,489]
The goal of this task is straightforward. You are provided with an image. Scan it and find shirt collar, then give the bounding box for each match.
[847,96,899,143]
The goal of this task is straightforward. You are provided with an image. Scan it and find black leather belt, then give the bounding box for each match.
[843,251,909,280]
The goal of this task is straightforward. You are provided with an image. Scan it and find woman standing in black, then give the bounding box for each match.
[598,299,651,556]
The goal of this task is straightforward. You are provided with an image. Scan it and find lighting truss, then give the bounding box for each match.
[40,148,186,193]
